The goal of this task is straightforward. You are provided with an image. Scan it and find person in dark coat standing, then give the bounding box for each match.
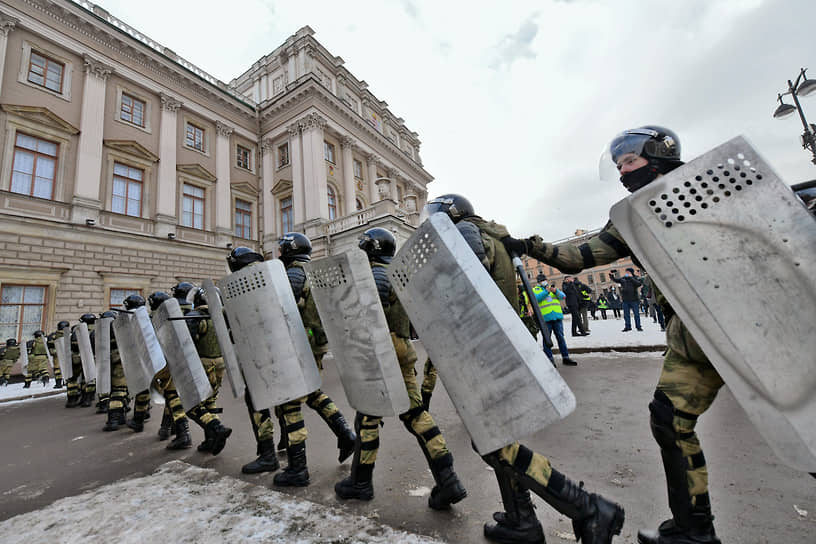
[611,268,643,331]
[561,276,587,337]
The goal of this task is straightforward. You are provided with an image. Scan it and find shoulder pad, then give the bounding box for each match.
[457,220,487,263]
[371,265,392,308]
[287,265,307,301]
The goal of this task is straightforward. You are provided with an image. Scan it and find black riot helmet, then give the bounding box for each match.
[6,338,17,347]
[33,330,44,338]
[123,294,146,310]
[171,282,195,300]
[99,310,116,319]
[47,332,57,342]
[422,194,474,224]
[192,288,208,308]
[26,339,34,349]
[604,126,683,193]
[79,313,96,325]
[148,291,170,311]
[278,232,312,265]
[358,227,396,264]
[227,246,264,272]
[57,320,70,330]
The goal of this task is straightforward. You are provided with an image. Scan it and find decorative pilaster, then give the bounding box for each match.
[365,152,380,203]
[0,14,18,96]
[71,55,113,224]
[386,167,400,203]
[340,136,357,215]
[261,138,277,246]
[214,121,234,244]
[299,113,329,223]
[155,93,183,237]
[287,123,305,226]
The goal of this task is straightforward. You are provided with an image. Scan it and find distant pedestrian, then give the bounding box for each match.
[562,276,587,337]
[608,288,622,319]
[597,295,609,320]
[611,268,643,332]
[533,280,578,366]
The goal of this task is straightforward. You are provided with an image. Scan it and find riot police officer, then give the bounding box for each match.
[335,227,467,510]
[67,313,97,408]
[502,127,723,544]
[0,339,20,386]
[126,294,162,433]
[101,310,128,432]
[47,330,64,388]
[426,194,624,544]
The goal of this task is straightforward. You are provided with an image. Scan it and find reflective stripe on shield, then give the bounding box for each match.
[217,260,321,410]
[388,213,576,455]
[609,135,816,472]
[55,335,72,380]
[306,251,410,417]
[153,298,212,412]
[202,279,244,398]
[95,317,112,395]
[75,322,96,382]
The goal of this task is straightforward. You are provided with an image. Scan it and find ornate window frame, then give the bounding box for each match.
[114,84,152,134]
[17,40,73,102]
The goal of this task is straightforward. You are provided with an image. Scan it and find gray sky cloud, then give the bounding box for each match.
[98,0,816,240]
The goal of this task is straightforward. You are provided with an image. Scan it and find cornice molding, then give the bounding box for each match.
[1,103,80,134]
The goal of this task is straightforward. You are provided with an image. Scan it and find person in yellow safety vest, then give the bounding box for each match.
[597,294,610,320]
[532,280,578,366]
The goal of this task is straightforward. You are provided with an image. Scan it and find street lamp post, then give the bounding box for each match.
[773,67,816,165]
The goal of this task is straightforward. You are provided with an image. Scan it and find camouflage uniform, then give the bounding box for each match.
[28,336,49,384]
[67,324,95,407]
[1,344,19,385]
[47,332,63,387]
[527,220,722,533]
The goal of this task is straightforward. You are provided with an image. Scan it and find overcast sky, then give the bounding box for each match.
[96,0,816,240]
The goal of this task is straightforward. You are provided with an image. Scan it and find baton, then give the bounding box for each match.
[109,307,133,314]
[511,255,555,355]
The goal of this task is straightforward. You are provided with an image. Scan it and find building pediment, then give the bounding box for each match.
[231,181,257,196]
[271,179,292,196]
[1,104,80,134]
[176,163,217,182]
[103,140,159,162]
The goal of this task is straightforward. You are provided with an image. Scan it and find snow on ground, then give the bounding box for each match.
[0,460,445,544]
[545,313,667,350]
[0,380,63,403]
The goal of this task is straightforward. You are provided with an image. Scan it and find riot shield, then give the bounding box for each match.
[202,279,244,398]
[306,251,410,416]
[217,260,321,410]
[75,322,96,382]
[388,213,576,454]
[152,298,212,412]
[133,306,166,377]
[20,344,28,376]
[55,335,72,380]
[95,317,112,395]
[44,339,54,372]
[609,135,816,472]
[112,312,151,394]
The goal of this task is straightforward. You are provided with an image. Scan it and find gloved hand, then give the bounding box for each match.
[500,236,529,257]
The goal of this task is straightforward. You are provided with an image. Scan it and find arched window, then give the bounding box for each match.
[327,186,337,220]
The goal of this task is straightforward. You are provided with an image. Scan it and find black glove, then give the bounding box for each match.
[501,236,528,257]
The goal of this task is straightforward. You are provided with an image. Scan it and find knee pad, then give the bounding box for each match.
[649,389,678,450]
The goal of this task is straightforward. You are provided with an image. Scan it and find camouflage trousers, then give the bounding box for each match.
[188,357,225,426]
[51,355,62,380]
[421,357,437,398]
[1,360,14,380]
[108,357,128,411]
[357,334,451,466]
[278,353,342,448]
[154,366,185,423]
[25,356,49,385]
[655,314,724,507]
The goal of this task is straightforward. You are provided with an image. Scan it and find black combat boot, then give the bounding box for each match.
[53,378,62,389]
[166,417,192,450]
[428,454,467,510]
[40,374,50,387]
[242,439,280,474]
[335,416,374,501]
[96,396,109,414]
[23,378,31,389]
[0,376,8,387]
[421,390,432,413]
[127,410,146,432]
[273,441,309,487]
[562,357,579,366]
[520,469,624,544]
[637,512,721,544]
[205,419,232,456]
[103,408,126,432]
[65,392,81,408]
[276,412,288,452]
[80,390,94,407]
[157,411,173,440]
[327,412,356,463]
[484,485,545,544]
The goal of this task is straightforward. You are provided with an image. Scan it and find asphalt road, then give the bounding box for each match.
[1,345,813,543]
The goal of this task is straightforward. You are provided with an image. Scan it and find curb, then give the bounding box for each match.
[566,345,666,354]
[0,389,65,404]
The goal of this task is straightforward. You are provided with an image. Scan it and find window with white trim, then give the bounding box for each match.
[323,141,335,164]
[10,132,58,200]
[185,122,205,152]
[182,183,205,229]
[120,93,146,128]
[236,145,251,170]
[0,285,46,340]
[280,196,293,233]
[27,51,64,93]
[111,162,143,217]
[277,143,289,168]
[353,159,363,179]
[234,199,252,238]
[327,186,337,220]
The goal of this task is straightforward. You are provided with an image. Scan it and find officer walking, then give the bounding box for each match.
[501,127,724,544]
[425,194,624,544]
[47,330,64,388]
[0,339,20,386]
[334,227,467,510]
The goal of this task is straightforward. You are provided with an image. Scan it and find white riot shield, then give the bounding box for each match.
[153,298,212,412]
[388,213,576,454]
[133,306,167,377]
[610,135,816,472]
[55,334,72,380]
[20,344,28,376]
[112,312,151,393]
[95,317,112,395]
[306,251,410,417]
[44,339,54,372]
[202,279,244,398]
[217,260,321,410]
[75,323,96,382]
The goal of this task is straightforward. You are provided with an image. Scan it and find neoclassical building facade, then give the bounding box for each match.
[0,0,431,344]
